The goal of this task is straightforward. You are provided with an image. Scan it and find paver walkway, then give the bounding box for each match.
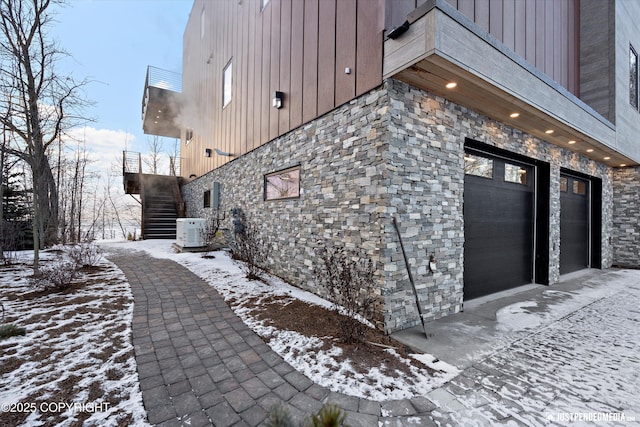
[109,249,640,427]
[108,250,426,427]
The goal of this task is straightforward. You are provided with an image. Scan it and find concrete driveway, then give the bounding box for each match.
[392,268,640,425]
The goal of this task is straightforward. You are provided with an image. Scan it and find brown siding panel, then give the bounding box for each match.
[290,0,304,129]
[475,0,490,33]
[502,0,515,51]
[335,0,357,106]
[303,0,319,123]
[489,0,503,40]
[356,0,383,96]
[317,0,336,116]
[261,4,272,145]
[269,0,281,141]
[279,0,292,134]
[514,0,526,58]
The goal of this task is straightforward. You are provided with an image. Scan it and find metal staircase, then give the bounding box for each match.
[123,151,185,240]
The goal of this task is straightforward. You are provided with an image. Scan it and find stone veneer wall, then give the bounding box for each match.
[382,79,614,331]
[612,167,640,267]
[183,86,392,330]
[183,78,616,333]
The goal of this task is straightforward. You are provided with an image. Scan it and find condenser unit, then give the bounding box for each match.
[176,218,207,248]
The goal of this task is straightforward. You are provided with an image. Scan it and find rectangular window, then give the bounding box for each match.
[573,180,587,195]
[200,7,205,39]
[185,128,193,145]
[560,176,568,192]
[223,60,232,108]
[265,166,300,201]
[631,46,638,109]
[464,153,493,179]
[504,163,528,185]
[262,0,270,10]
[203,190,211,208]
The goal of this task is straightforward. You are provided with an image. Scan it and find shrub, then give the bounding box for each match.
[265,403,348,427]
[264,403,296,427]
[67,242,102,268]
[316,243,378,345]
[30,261,78,292]
[230,208,270,281]
[305,404,347,427]
[0,323,26,340]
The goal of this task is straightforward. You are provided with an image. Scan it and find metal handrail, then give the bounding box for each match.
[146,66,182,93]
[123,151,142,174]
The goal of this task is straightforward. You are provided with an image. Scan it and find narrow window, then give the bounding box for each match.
[223,60,232,108]
[185,129,193,145]
[200,7,205,40]
[560,176,568,192]
[464,153,493,179]
[265,166,301,201]
[631,46,638,109]
[203,190,211,208]
[504,163,528,185]
[262,0,270,10]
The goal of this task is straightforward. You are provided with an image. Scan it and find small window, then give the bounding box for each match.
[200,7,205,39]
[262,0,270,10]
[573,180,587,195]
[631,46,638,109]
[504,163,528,185]
[560,176,568,192]
[223,60,232,108]
[265,166,300,201]
[203,190,211,208]
[185,129,193,145]
[464,153,493,179]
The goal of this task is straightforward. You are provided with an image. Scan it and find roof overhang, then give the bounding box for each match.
[383,2,637,167]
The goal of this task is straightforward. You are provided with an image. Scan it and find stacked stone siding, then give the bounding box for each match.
[183,78,616,333]
[612,167,640,267]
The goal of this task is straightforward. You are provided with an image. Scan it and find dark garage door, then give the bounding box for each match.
[464,150,535,300]
[560,174,590,274]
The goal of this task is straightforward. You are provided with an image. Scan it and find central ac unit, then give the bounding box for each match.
[176,218,207,247]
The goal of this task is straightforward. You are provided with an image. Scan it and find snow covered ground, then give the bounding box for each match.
[0,248,148,427]
[101,239,460,402]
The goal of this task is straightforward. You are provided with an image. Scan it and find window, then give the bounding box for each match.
[223,60,232,108]
[560,176,568,192]
[504,163,528,185]
[203,190,211,208]
[464,153,493,178]
[265,166,300,200]
[631,46,638,109]
[185,128,193,145]
[573,180,587,195]
[262,0,270,10]
[200,7,205,39]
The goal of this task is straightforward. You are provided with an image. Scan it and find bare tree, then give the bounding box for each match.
[0,0,89,272]
[144,135,163,174]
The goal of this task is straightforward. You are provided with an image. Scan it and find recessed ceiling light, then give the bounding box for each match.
[545,129,554,134]
[604,157,611,160]
[586,148,594,153]
[568,140,576,144]
[158,109,162,113]
[445,82,457,89]
[620,164,627,167]
[510,112,520,118]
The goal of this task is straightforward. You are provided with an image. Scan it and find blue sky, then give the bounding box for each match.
[51,0,193,173]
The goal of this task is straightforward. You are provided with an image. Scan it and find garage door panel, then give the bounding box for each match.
[464,151,535,300]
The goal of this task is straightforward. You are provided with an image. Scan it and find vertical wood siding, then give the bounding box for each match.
[181,0,383,178]
[385,0,580,95]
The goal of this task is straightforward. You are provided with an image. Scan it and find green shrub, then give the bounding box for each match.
[305,404,347,427]
[264,403,296,427]
[0,324,26,339]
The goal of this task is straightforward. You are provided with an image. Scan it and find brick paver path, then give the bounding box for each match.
[108,250,640,427]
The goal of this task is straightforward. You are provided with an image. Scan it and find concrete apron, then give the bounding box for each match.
[391,268,630,369]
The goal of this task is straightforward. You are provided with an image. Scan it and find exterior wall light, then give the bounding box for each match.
[204,148,212,157]
[272,91,284,109]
